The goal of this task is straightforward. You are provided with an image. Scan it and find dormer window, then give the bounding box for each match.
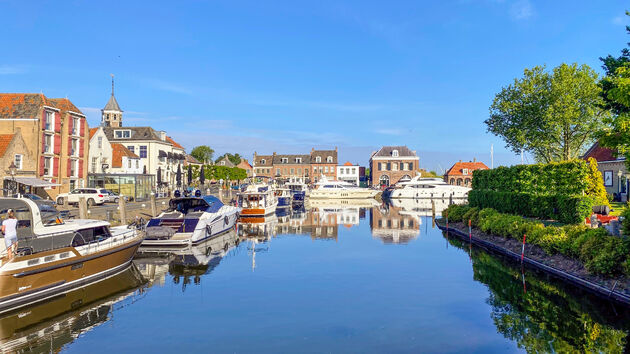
[315,156,321,163]
[295,157,302,163]
[44,111,54,131]
[392,149,399,157]
[462,168,469,175]
[282,158,288,163]
[326,156,333,163]
[260,159,266,165]
[115,130,131,139]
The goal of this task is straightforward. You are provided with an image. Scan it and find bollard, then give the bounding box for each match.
[119,196,127,225]
[78,197,88,219]
[150,194,157,217]
[106,210,113,221]
[521,234,527,262]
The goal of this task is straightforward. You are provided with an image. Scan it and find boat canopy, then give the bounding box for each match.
[167,196,224,215]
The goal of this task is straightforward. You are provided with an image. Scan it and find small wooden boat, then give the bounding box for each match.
[0,198,143,314]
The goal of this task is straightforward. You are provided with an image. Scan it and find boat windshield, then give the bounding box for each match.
[168,197,224,214]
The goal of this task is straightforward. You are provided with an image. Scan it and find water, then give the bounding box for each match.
[2,201,629,353]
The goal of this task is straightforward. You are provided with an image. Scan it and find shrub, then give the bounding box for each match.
[445,205,470,223]
[622,208,630,236]
[462,207,480,227]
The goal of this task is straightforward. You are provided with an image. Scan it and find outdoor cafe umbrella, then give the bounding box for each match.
[157,166,162,185]
[200,165,205,185]
[176,164,182,187]
[187,165,193,186]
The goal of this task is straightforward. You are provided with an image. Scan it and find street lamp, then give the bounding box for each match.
[618,170,623,197]
[8,161,17,197]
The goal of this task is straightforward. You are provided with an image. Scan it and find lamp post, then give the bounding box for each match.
[618,170,623,197]
[8,162,17,197]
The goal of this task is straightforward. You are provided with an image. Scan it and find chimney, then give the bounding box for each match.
[159,131,166,141]
[473,157,476,162]
[311,147,315,153]
[335,146,338,152]
[459,159,462,163]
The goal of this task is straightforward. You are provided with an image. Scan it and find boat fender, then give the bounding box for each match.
[224,216,229,226]
[206,246,212,256]
[206,225,212,236]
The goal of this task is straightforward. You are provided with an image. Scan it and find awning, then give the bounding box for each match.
[4,177,61,187]
[158,150,167,158]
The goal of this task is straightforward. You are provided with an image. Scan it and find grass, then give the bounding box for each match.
[610,201,628,216]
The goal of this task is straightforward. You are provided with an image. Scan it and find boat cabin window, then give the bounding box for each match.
[168,198,210,214]
[0,199,34,238]
[72,226,111,247]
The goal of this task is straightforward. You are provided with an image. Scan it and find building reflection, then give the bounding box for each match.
[134,230,239,292]
[0,265,146,353]
[369,203,421,244]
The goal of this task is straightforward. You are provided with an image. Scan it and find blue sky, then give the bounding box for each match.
[1,1,628,172]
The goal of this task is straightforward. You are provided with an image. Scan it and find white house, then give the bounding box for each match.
[109,143,143,174]
[88,127,113,174]
[336,162,363,186]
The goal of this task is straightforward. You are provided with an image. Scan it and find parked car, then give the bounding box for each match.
[22,193,57,206]
[104,190,129,203]
[56,188,108,207]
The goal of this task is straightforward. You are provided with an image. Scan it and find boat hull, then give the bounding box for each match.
[241,203,277,216]
[0,237,142,314]
[309,190,379,199]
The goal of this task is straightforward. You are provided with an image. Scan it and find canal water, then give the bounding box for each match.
[2,199,629,353]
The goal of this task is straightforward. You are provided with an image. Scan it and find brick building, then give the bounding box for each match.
[444,160,488,187]
[0,94,89,197]
[369,205,419,244]
[237,159,253,177]
[369,146,419,187]
[253,148,338,182]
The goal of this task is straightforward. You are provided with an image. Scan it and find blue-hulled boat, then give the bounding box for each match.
[274,187,292,208]
[286,180,308,204]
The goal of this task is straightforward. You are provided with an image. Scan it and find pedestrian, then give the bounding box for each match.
[2,209,18,260]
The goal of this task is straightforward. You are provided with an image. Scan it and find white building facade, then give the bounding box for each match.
[336,163,361,186]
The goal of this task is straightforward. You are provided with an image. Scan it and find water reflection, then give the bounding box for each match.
[0,265,146,353]
[4,198,630,353]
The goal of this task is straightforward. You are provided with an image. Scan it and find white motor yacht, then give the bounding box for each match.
[383,176,470,199]
[238,184,278,217]
[309,175,379,199]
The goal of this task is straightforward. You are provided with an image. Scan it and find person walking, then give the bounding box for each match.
[2,209,18,260]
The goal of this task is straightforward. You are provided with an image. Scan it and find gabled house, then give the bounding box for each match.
[369,146,419,187]
[110,143,142,174]
[216,156,236,167]
[237,159,253,177]
[444,160,489,187]
[0,129,40,195]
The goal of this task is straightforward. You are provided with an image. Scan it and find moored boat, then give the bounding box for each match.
[273,187,293,208]
[309,175,379,199]
[144,195,240,247]
[0,198,142,314]
[286,179,308,204]
[237,184,278,217]
[382,175,471,199]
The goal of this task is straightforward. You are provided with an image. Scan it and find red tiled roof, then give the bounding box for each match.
[583,141,620,162]
[238,159,252,169]
[89,128,98,139]
[0,93,47,118]
[343,161,353,166]
[166,136,184,149]
[445,161,489,177]
[48,98,83,115]
[0,134,15,156]
[111,143,139,168]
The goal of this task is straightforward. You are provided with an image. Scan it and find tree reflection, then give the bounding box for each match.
[444,234,630,353]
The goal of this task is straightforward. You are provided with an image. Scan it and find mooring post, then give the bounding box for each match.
[521,234,527,262]
[150,193,157,217]
[119,196,127,225]
[78,197,88,219]
[445,210,449,229]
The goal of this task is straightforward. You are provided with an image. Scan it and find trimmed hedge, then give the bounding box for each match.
[468,190,593,224]
[444,205,630,277]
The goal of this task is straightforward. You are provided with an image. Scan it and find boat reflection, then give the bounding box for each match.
[134,230,239,292]
[0,265,146,353]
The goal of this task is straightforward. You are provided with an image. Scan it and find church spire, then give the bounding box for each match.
[101,74,123,127]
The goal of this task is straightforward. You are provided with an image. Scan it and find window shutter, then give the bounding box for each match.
[67,160,72,177]
[54,135,61,154]
[55,112,61,133]
[39,156,45,176]
[79,139,84,157]
[79,160,84,178]
[53,157,59,177]
[68,116,73,134]
[42,133,46,153]
[68,137,72,155]
[80,118,85,136]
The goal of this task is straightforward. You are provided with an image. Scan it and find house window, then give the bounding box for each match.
[298,168,301,175]
[127,146,135,154]
[462,169,469,175]
[139,146,147,158]
[114,130,131,139]
[393,163,398,171]
[70,160,77,177]
[276,168,281,176]
[378,163,382,171]
[44,157,52,176]
[282,158,288,163]
[305,169,309,176]
[324,166,328,173]
[260,159,266,165]
[295,158,302,163]
[352,168,356,174]
[136,160,139,169]
[45,111,54,131]
[283,168,287,174]
[97,136,103,148]
[392,149,399,157]
[72,117,79,135]
[290,168,294,174]
[44,134,53,153]
[71,138,79,157]
[387,163,391,171]
[326,156,332,163]
[408,163,413,170]
[92,157,97,172]
[14,154,22,169]
[128,159,132,169]
[315,156,321,163]
[339,169,343,175]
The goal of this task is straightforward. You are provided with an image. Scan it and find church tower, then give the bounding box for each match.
[101,74,123,127]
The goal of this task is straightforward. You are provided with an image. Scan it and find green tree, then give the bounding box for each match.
[190,145,214,164]
[229,167,247,182]
[599,11,630,115]
[486,63,608,162]
[598,63,630,169]
[215,153,242,165]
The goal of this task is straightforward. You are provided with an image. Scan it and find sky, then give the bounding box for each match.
[1,0,628,173]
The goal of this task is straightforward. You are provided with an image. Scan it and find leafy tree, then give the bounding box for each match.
[190,145,214,164]
[486,63,608,162]
[599,11,630,115]
[598,64,630,169]
[229,167,247,182]
[215,153,242,165]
